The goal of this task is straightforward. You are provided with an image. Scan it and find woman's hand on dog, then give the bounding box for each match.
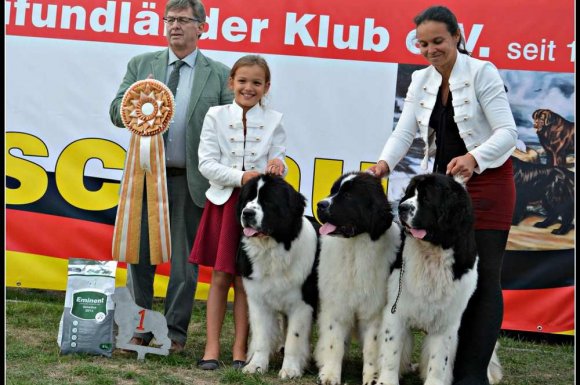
[367,160,390,178]
[446,153,477,181]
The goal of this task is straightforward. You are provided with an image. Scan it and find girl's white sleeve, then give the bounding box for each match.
[268,114,288,177]
[198,111,245,187]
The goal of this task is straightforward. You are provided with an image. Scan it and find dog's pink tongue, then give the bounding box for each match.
[243,228,258,237]
[410,228,427,239]
[319,223,337,235]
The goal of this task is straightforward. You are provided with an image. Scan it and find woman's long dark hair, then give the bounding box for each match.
[414,5,470,55]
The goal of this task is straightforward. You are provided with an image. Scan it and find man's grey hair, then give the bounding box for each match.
[165,0,206,21]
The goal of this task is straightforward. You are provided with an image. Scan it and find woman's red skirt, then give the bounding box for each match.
[467,158,515,231]
[189,189,241,275]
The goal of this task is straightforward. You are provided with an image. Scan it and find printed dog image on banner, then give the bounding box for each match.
[532,109,575,167]
[511,156,574,235]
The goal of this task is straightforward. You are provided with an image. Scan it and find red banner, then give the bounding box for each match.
[5,0,575,72]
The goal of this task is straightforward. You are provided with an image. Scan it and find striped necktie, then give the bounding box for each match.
[167,60,185,96]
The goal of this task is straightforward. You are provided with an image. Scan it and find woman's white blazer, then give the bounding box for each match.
[379,52,517,174]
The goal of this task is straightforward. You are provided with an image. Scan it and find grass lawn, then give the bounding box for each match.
[5,288,575,385]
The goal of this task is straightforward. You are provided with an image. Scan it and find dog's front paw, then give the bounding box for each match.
[362,368,379,385]
[242,358,268,375]
[318,369,341,385]
[279,364,302,379]
[376,372,399,385]
[424,378,445,385]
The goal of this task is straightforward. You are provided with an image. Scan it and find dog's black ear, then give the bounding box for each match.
[437,183,474,245]
[369,179,393,241]
[369,202,393,241]
[290,185,307,231]
[403,175,421,201]
[292,185,307,212]
[541,110,550,126]
[237,176,257,219]
[282,179,306,215]
[546,110,558,126]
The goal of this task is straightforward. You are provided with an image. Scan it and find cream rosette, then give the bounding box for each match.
[112,79,174,265]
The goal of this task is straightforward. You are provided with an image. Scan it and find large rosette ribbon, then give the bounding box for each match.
[112,79,175,265]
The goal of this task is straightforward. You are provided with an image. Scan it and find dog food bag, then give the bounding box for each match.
[57,258,117,357]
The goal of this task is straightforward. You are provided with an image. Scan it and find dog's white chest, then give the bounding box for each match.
[403,241,455,301]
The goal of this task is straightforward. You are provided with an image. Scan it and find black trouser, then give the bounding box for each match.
[453,229,509,385]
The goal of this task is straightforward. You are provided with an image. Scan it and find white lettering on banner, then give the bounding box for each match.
[60,6,87,30]
[461,24,485,54]
[90,1,116,33]
[221,16,247,42]
[285,13,317,46]
[11,0,31,25]
[31,3,57,28]
[250,18,269,43]
[203,7,220,40]
[201,8,269,43]
[119,1,131,33]
[127,2,159,36]
[566,41,575,62]
[5,0,575,70]
[334,24,359,49]
[405,29,418,54]
[284,12,390,51]
[318,15,329,47]
[363,18,389,52]
[6,0,160,35]
[507,39,557,61]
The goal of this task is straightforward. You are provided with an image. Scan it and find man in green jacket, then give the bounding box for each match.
[109,0,233,353]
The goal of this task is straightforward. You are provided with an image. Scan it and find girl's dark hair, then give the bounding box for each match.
[414,5,470,55]
[230,55,271,83]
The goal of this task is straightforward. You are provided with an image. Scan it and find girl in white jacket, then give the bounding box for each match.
[190,55,287,370]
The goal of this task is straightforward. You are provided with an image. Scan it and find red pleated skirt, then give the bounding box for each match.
[189,189,241,275]
[467,158,515,231]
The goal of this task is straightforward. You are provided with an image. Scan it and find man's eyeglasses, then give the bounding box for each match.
[163,16,202,25]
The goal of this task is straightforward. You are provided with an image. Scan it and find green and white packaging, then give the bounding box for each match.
[57,258,117,356]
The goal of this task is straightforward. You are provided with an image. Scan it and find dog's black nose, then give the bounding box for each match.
[398,202,412,216]
[242,208,256,219]
[317,200,330,210]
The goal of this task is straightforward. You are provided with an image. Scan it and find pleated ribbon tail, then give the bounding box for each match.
[112,133,171,265]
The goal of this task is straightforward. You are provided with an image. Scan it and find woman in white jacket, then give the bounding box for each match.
[368,6,517,385]
[190,55,287,370]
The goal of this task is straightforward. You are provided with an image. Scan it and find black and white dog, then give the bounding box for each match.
[315,172,401,385]
[237,174,319,379]
[377,173,501,385]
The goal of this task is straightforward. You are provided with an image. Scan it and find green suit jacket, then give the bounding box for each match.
[109,49,233,208]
